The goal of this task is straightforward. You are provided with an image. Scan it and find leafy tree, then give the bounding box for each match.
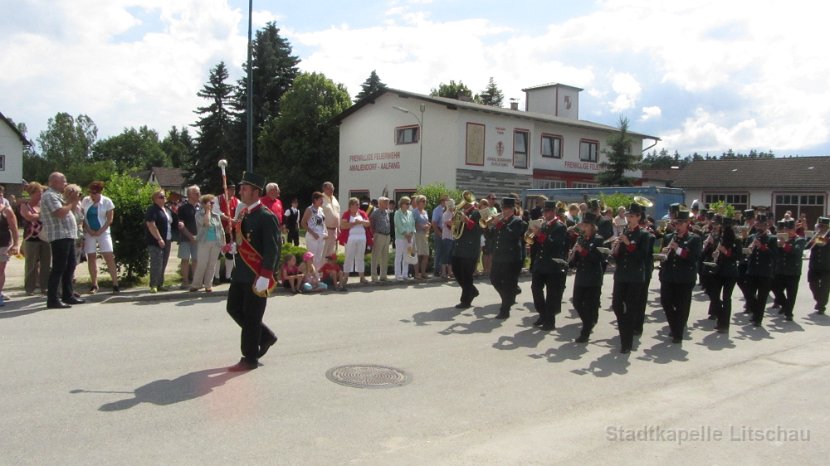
[37,112,97,168]
[478,77,504,107]
[414,183,462,214]
[161,126,195,168]
[354,70,388,102]
[190,62,238,193]
[234,22,301,169]
[430,80,474,101]
[598,116,637,186]
[257,72,351,203]
[92,126,169,171]
[105,172,158,283]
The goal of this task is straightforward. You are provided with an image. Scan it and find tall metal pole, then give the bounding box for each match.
[419,103,425,186]
[246,0,254,173]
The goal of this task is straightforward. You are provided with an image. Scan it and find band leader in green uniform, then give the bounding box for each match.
[529,200,568,330]
[489,198,527,319]
[226,172,281,372]
[569,211,605,343]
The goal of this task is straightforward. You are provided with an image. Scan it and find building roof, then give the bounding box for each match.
[521,82,584,92]
[132,167,186,188]
[331,88,660,141]
[0,111,32,146]
[673,156,830,190]
[642,169,681,182]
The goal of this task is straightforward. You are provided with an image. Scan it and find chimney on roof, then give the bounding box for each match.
[509,99,519,111]
[522,83,581,120]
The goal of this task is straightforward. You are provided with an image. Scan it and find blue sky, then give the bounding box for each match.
[2,0,829,157]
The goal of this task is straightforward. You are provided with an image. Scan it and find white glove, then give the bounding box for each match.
[254,276,270,293]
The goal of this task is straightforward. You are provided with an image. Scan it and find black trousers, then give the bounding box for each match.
[531,271,566,325]
[808,269,830,312]
[612,280,643,351]
[745,275,773,323]
[286,227,300,246]
[490,261,522,312]
[660,281,695,339]
[573,285,601,335]
[227,282,276,362]
[452,256,479,305]
[772,274,800,318]
[636,271,653,334]
[708,276,737,330]
[48,238,77,304]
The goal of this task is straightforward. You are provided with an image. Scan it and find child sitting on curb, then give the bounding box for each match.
[280,254,303,294]
[319,253,348,292]
[299,251,327,292]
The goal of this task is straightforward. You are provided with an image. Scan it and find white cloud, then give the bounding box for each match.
[641,106,662,121]
[2,0,830,157]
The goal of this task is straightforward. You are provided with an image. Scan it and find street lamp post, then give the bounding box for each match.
[393,104,426,186]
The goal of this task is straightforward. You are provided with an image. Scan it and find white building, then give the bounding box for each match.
[333,84,660,202]
[0,112,28,192]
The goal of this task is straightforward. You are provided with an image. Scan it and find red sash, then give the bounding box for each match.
[235,210,277,296]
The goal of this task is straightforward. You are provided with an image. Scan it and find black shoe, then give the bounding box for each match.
[495,312,510,320]
[672,337,682,344]
[785,315,793,321]
[472,288,480,298]
[228,358,258,372]
[620,346,631,354]
[752,319,762,327]
[47,302,71,309]
[532,316,545,326]
[708,314,717,320]
[258,335,278,358]
[63,297,86,305]
[541,322,556,331]
[575,333,590,343]
[455,302,471,309]
[716,327,728,334]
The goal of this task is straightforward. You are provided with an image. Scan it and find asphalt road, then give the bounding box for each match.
[2,273,828,465]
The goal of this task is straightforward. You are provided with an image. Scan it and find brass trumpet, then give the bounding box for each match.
[524,219,543,246]
[452,191,476,239]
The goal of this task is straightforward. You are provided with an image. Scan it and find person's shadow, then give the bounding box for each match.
[403,306,464,326]
[439,305,504,335]
[71,367,246,411]
[570,344,631,377]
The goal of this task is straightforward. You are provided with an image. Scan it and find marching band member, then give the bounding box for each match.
[807,217,830,314]
[705,217,743,333]
[737,208,758,312]
[636,214,657,336]
[570,211,605,343]
[659,207,702,344]
[611,202,650,354]
[489,198,527,319]
[771,219,805,321]
[452,198,483,309]
[744,214,778,326]
[530,200,568,331]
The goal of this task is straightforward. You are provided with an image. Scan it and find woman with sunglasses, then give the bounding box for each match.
[190,194,225,292]
[144,189,176,292]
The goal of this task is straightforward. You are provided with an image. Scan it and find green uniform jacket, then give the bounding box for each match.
[453,209,483,259]
[775,236,806,276]
[659,231,702,284]
[232,203,281,283]
[531,218,568,274]
[746,232,778,279]
[572,234,605,287]
[714,238,743,279]
[613,226,650,283]
[808,231,830,272]
[491,215,526,264]
[597,217,614,241]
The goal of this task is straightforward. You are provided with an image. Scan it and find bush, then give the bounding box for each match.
[707,200,736,219]
[600,193,634,212]
[106,172,158,283]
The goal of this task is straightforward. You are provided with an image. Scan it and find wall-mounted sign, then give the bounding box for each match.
[348,152,401,172]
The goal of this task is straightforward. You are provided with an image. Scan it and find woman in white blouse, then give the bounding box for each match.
[81,181,119,293]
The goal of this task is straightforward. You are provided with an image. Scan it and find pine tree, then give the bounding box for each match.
[190,62,238,193]
[478,77,504,107]
[161,126,195,168]
[354,70,388,102]
[430,80,474,101]
[233,22,300,170]
[598,117,637,186]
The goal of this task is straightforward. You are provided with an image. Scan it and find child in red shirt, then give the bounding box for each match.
[319,254,348,291]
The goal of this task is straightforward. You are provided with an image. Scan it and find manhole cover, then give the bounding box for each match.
[326,364,411,389]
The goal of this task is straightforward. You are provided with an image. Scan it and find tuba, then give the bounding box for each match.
[452,190,476,239]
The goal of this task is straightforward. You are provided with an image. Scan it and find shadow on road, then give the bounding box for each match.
[70,367,246,411]
[638,339,689,364]
[492,327,547,350]
[571,343,631,377]
[696,331,736,351]
[402,305,465,326]
[803,312,830,327]
[439,305,504,335]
